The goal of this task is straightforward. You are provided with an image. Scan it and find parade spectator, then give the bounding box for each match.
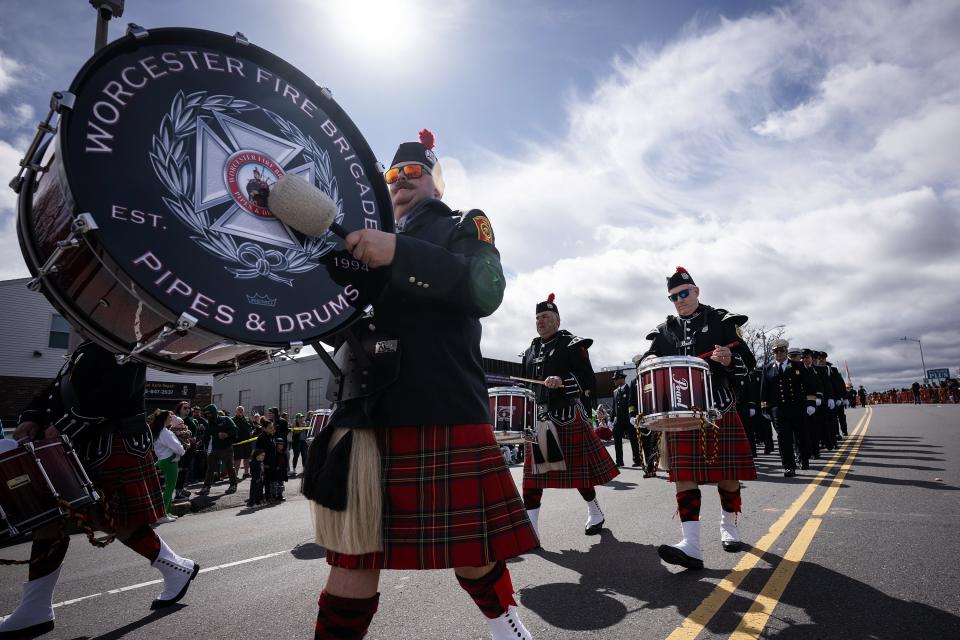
[190,406,208,480]
[255,421,278,500]
[173,401,197,500]
[912,381,922,404]
[290,413,307,476]
[271,439,288,502]
[198,404,238,496]
[247,449,266,507]
[151,411,185,523]
[268,407,289,473]
[233,406,254,480]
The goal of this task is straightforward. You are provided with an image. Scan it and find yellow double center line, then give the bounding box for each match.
[667,407,873,640]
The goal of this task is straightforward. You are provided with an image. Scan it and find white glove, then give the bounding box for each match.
[844,399,850,408]
[815,398,822,407]
[629,416,637,426]
[828,399,835,410]
[806,406,816,416]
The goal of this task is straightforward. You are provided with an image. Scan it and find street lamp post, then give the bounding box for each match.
[899,336,927,383]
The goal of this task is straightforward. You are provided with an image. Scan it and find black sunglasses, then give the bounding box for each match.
[668,289,694,302]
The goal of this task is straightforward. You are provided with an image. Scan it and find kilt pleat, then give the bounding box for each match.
[88,437,165,529]
[326,423,538,570]
[664,411,757,483]
[522,406,620,489]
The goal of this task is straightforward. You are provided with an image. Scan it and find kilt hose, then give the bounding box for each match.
[325,423,538,570]
[523,406,619,490]
[663,410,757,484]
[87,436,165,529]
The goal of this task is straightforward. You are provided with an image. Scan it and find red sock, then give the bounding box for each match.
[28,537,69,580]
[315,590,379,639]
[523,488,543,510]
[456,561,517,619]
[121,526,161,562]
[676,489,702,522]
[718,486,742,513]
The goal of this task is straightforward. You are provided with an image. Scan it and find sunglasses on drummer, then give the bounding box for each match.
[668,289,694,302]
[384,164,431,184]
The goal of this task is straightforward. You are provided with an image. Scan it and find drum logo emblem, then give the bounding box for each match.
[673,375,689,409]
[151,90,344,286]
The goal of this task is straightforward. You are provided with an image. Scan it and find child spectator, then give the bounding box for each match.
[255,421,277,500]
[271,439,288,502]
[151,410,185,523]
[247,449,266,507]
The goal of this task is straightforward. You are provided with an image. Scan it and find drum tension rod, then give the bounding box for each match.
[9,92,75,194]
[116,313,198,364]
[27,213,99,291]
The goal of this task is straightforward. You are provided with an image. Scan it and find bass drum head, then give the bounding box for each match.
[52,28,391,351]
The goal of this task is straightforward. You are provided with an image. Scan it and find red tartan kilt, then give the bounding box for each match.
[522,406,620,489]
[663,411,757,483]
[326,423,538,570]
[87,436,165,529]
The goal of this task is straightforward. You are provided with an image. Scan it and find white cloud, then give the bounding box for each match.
[0,103,33,129]
[0,51,22,94]
[455,0,960,389]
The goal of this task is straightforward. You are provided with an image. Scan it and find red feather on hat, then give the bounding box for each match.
[675,266,688,274]
[547,293,555,303]
[419,129,435,150]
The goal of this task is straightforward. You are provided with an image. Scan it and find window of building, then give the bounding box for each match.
[212,393,223,408]
[48,314,71,349]
[307,378,322,411]
[279,383,293,415]
[239,389,251,411]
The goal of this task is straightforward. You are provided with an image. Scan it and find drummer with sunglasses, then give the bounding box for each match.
[305,130,538,640]
[635,266,757,570]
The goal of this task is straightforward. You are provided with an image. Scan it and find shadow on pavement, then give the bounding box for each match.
[67,602,186,640]
[290,542,326,560]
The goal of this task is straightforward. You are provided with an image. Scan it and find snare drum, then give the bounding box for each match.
[306,409,333,445]
[635,356,715,432]
[0,437,99,538]
[488,387,535,442]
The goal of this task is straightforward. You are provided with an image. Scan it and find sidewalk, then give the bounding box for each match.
[171,464,306,516]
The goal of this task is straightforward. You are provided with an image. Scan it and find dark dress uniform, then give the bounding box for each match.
[762,359,819,473]
[828,363,849,437]
[305,198,537,570]
[641,305,757,483]
[18,341,163,528]
[609,381,640,467]
[521,330,619,489]
[812,364,835,451]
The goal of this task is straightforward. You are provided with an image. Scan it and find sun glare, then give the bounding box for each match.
[327,0,420,59]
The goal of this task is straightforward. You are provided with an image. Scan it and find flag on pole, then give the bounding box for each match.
[844,360,852,384]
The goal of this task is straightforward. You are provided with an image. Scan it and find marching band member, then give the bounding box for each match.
[637,267,757,570]
[304,131,538,640]
[520,295,619,538]
[2,339,198,638]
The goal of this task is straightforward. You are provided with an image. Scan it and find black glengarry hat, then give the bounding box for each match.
[613,370,626,380]
[667,265,695,290]
[536,293,558,315]
[391,129,438,168]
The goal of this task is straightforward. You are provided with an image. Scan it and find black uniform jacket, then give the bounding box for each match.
[19,341,150,466]
[327,198,505,428]
[522,330,596,415]
[813,365,834,403]
[610,383,632,428]
[641,304,755,412]
[761,359,821,415]
[827,363,847,402]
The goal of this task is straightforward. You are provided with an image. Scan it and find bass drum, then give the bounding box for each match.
[16,27,392,373]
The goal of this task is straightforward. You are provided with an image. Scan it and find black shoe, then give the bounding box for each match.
[764,447,773,455]
[631,460,642,467]
[151,562,201,609]
[657,545,703,570]
[224,484,237,495]
[0,619,56,639]
[783,469,796,478]
[722,540,745,553]
[800,461,810,470]
[615,460,625,467]
[198,487,210,496]
[585,519,604,535]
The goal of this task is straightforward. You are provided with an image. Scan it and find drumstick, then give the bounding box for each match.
[509,375,546,386]
[268,175,348,239]
[697,340,740,359]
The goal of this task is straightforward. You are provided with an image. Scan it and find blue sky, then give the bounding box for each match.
[1,0,958,389]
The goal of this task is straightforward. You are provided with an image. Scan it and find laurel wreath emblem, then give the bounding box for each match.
[149,90,343,286]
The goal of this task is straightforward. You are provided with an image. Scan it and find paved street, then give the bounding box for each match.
[2,405,959,639]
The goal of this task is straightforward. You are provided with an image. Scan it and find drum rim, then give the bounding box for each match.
[50,26,392,349]
[487,386,535,397]
[636,355,711,372]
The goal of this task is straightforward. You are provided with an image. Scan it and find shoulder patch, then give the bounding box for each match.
[471,214,494,245]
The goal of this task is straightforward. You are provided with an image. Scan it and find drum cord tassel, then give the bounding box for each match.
[694,407,721,465]
[0,493,116,565]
